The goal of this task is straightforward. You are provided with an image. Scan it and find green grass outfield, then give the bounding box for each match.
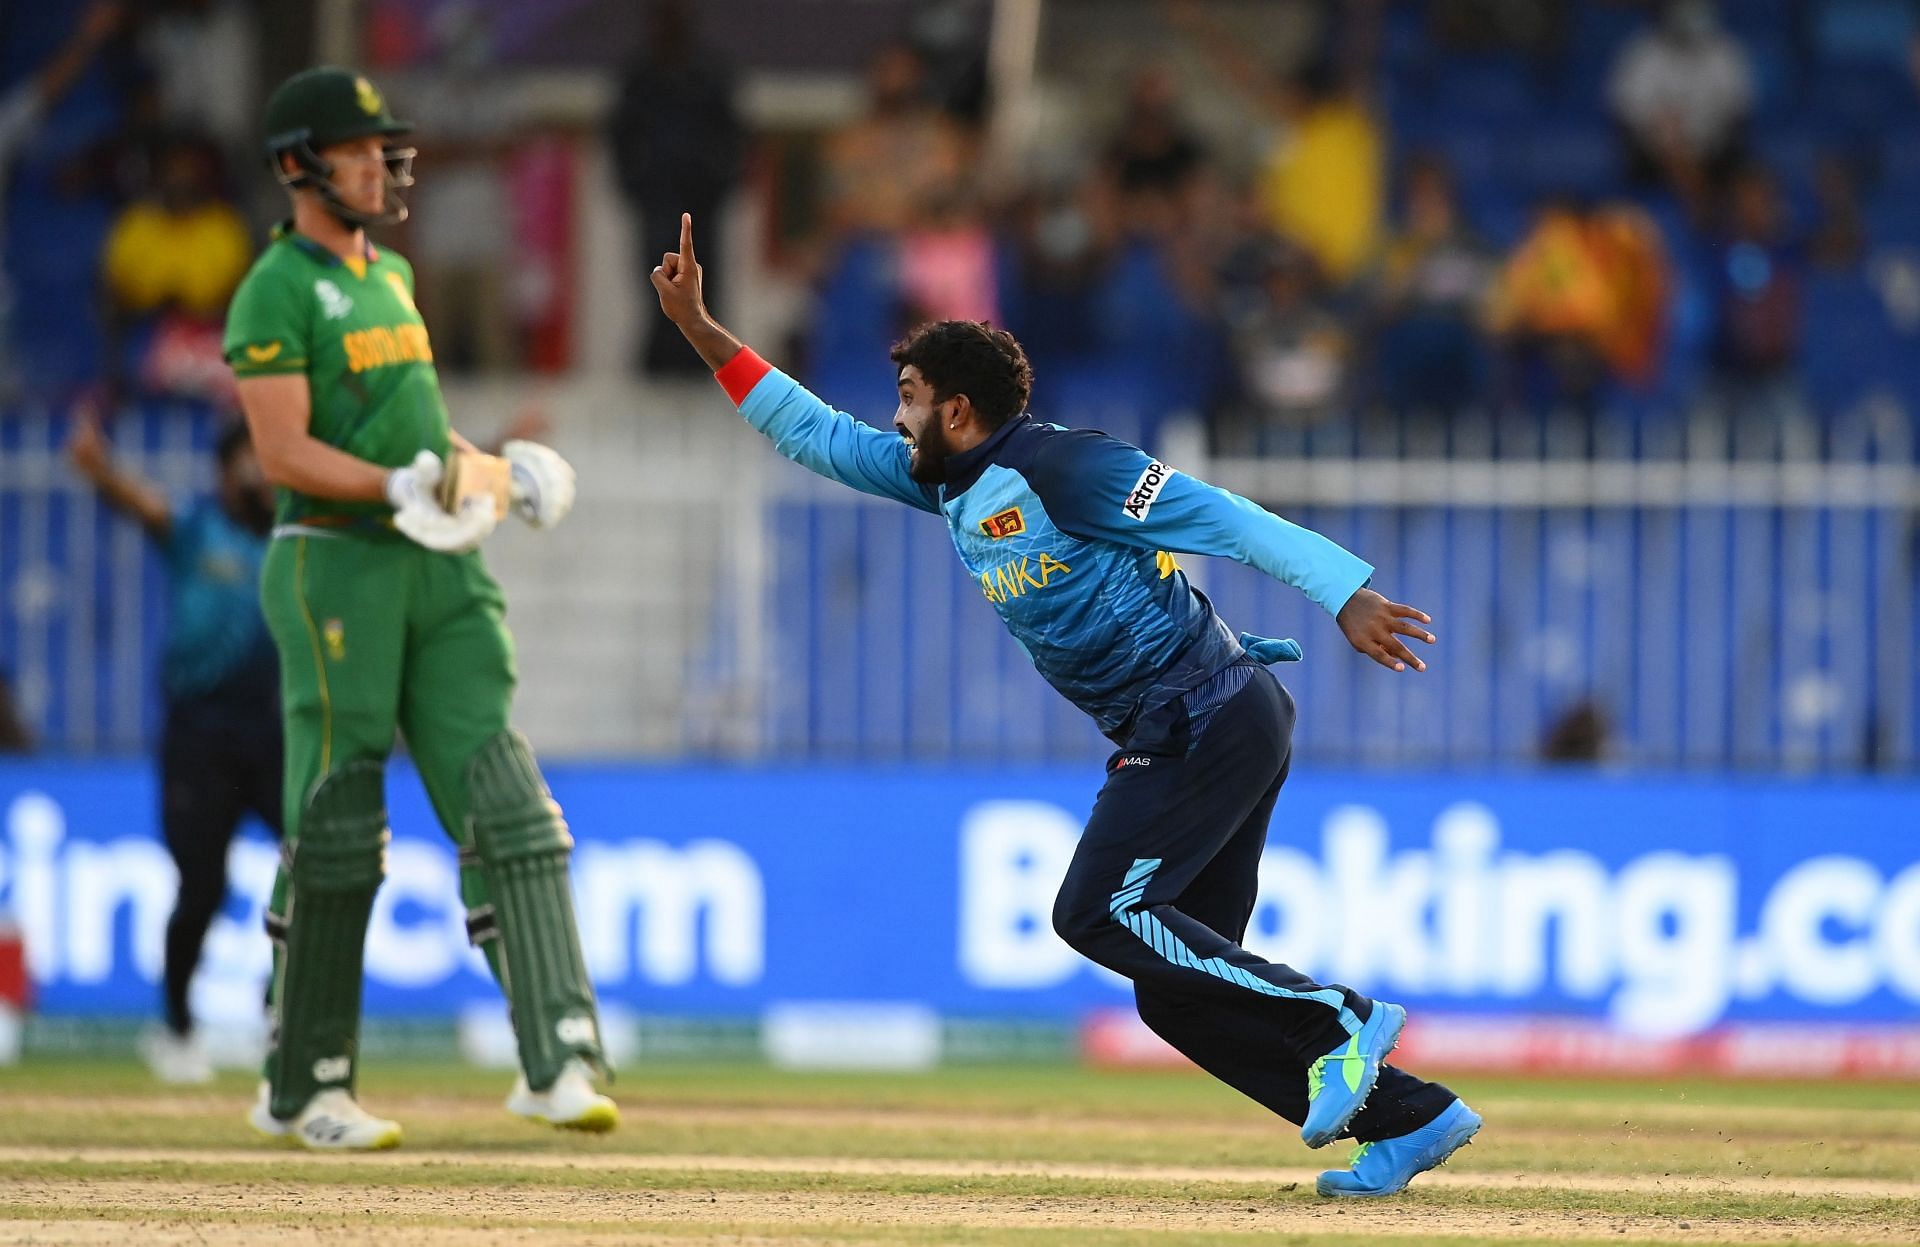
[1,1059,1915,1245]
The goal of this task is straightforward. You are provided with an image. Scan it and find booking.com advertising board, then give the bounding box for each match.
[2,762,1917,1073]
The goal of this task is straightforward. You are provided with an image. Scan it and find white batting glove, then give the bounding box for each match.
[502,439,576,529]
[385,450,499,553]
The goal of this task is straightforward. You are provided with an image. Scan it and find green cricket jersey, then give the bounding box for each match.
[223,223,451,527]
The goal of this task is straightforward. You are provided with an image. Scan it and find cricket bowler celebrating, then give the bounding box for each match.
[223,66,613,1149]
[654,213,1480,1197]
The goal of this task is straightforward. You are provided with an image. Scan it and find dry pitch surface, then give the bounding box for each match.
[0,1060,1915,1246]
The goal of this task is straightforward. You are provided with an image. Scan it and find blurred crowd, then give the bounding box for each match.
[0,1,267,409]
[3,0,1920,459]
[774,0,1920,455]
[2,0,1917,770]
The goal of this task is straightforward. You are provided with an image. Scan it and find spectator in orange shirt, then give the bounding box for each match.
[1489,198,1668,410]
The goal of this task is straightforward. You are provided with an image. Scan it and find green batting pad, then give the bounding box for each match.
[467,731,605,1090]
[266,761,388,1120]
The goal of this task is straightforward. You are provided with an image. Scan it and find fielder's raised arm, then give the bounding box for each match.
[652,213,938,510]
[651,212,743,370]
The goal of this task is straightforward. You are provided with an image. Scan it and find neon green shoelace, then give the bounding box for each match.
[1307,1034,1365,1099]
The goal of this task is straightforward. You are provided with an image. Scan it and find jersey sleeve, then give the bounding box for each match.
[1024,430,1373,615]
[158,501,205,570]
[223,264,311,378]
[717,352,940,513]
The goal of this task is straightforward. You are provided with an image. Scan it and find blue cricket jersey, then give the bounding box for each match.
[161,501,276,706]
[726,358,1373,742]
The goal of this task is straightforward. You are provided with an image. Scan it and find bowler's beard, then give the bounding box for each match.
[908,446,947,484]
[907,419,953,484]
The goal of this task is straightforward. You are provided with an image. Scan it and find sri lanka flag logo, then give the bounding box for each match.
[980,507,1026,539]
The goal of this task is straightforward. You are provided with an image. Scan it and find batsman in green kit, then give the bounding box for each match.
[223,66,614,1150]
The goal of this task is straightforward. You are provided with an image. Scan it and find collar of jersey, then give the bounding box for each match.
[941,412,1032,501]
[271,220,380,268]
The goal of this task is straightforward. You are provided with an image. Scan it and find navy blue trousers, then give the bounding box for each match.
[159,693,284,1036]
[1051,661,1456,1142]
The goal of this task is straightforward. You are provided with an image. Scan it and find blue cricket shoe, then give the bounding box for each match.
[1300,1000,1405,1148]
[1315,1097,1483,1197]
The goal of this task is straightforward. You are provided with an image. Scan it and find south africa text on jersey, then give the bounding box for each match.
[343,323,433,373]
[979,552,1071,604]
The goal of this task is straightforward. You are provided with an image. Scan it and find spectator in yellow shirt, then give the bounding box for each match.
[1257,61,1384,289]
[104,137,252,321]
[101,136,252,404]
[1169,1,1385,288]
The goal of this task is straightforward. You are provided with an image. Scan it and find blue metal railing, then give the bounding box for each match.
[736,399,1919,772]
[5,397,1915,772]
[0,403,221,755]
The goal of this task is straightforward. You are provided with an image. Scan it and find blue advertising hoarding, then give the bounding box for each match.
[1,761,1916,1039]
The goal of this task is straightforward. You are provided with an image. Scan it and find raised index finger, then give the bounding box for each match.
[679,212,695,267]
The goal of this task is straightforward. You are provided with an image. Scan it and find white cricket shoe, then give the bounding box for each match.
[248,1081,290,1137]
[247,1075,288,1137]
[505,1057,618,1132]
[141,1027,213,1086]
[250,1082,402,1150]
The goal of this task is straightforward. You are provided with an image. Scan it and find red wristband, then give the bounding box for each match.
[715,347,773,406]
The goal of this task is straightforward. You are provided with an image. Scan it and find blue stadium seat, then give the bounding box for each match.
[1462,189,1531,250]
[1865,205,1920,250]
[1720,0,1796,32]
[1420,129,1500,193]
[1753,125,1823,190]
[803,236,908,425]
[1811,62,1920,136]
[801,358,900,430]
[808,236,902,370]
[1802,271,1899,416]
[1084,240,1232,445]
[1381,0,1429,72]
[1882,139,1920,193]
[1742,32,1804,125]
[5,184,111,393]
[1564,3,1650,97]
[1427,57,1540,129]
[1811,0,1919,69]
[1509,122,1620,200]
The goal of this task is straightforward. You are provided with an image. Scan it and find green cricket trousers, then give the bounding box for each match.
[257,530,602,1118]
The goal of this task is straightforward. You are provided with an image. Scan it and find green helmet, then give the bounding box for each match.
[263,66,416,227]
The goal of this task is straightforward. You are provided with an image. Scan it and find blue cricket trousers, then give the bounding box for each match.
[1051,660,1456,1142]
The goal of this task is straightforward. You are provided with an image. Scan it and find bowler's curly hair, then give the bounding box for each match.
[889,321,1033,428]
